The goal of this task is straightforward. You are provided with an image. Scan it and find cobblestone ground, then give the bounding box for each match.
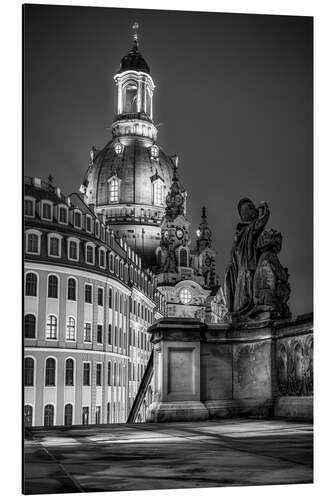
[23,419,313,494]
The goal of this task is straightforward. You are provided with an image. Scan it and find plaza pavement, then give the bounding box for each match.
[23,418,313,494]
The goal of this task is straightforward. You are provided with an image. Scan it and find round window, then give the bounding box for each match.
[180,288,192,304]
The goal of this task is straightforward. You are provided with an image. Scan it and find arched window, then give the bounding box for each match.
[25,273,37,296]
[65,359,74,386]
[67,278,76,301]
[24,405,33,427]
[123,81,138,113]
[109,178,119,203]
[48,275,58,298]
[179,287,192,305]
[26,232,39,254]
[46,315,57,339]
[66,317,76,341]
[59,206,68,224]
[24,357,34,386]
[153,180,164,206]
[24,314,36,338]
[44,404,54,427]
[64,404,73,426]
[45,358,56,386]
[179,248,188,267]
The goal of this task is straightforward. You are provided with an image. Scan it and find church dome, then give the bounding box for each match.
[83,139,174,208]
[119,47,150,74]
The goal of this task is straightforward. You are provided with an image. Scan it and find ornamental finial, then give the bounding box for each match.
[132,22,139,49]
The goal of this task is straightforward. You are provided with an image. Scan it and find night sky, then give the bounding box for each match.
[24,5,313,316]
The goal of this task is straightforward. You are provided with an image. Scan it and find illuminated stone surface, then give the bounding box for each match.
[24,419,313,494]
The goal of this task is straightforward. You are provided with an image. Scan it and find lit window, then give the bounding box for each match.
[150,145,159,159]
[74,211,82,228]
[114,143,122,154]
[66,317,76,341]
[123,81,138,113]
[64,403,73,426]
[179,287,192,304]
[84,322,92,342]
[65,359,74,386]
[48,275,58,298]
[153,180,164,206]
[109,178,119,203]
[68,240,78,260]
[82,407,89,425]
[24,198,34,217]
[24,357,34,386]
[42,202,52,221]
[96,406,101,424]
[46,315,57,339]
[45,358,56,386]
[44,404,54,426]
[26,232,39,254]
[59,206,68,224]
[24,314,36,339]
[49,236,61,257]
[67,278,76,301]
[25,273,37,296]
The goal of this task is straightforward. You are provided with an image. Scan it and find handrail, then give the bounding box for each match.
[127,351,154,423]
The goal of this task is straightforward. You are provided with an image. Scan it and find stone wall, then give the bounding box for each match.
[147,313,313,422]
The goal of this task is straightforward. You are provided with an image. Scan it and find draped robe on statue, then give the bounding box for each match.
[225,211,269,314]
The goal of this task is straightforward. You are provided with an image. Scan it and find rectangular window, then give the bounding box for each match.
[86,244,94,264]
[25,199,34,217]
[85,284,92,303]
[84,322,92,342]
[42,203,52,220]
[86,216,92,233]
[99,250,106,268]
[83,362,90,386]
[114,326,118,347]
[59,206,68,224]
[74,211,82,228]
[97,288,103,306]
[97,324,103,344]
[108,288,112,309]
[96,364,102,386]
[27,233,39,254]
[69,240,78,260]
[49,237,60,257]
[108,324,112,345]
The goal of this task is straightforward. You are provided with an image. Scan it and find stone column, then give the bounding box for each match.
[147,317,208,422]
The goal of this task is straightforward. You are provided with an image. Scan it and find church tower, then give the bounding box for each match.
[193,207,219,288]
[80,24,175,268]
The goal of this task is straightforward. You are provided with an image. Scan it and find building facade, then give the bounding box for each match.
[24,176,165,427]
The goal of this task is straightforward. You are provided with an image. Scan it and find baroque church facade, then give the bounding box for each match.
[80,26,227,325]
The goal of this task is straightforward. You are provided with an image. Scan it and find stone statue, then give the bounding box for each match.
[224,198,290,321]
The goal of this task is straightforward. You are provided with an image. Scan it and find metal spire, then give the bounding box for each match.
[132,22,139,50]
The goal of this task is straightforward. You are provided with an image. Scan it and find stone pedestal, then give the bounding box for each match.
[147,318,208,422]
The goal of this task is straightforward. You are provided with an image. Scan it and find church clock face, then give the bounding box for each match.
[176,228,184,239]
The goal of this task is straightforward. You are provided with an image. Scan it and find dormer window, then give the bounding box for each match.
[41,201,52,221]
[73,210,82,229]
[153,179,164,206]
[58,205,68,224]
[85,215,92,233]
[24,197,35,217]
[108,176,121,203]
